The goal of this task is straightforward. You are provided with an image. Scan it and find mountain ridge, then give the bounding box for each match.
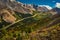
[0,0,60,23]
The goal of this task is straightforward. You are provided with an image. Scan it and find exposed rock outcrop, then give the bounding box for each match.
[1,9,16,23]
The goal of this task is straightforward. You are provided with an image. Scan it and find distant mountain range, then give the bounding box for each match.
[0,0,50,14]
[0,0,60,23]
[51,7,60,14]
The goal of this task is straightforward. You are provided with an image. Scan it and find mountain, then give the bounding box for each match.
[0,0,50,14]
[50,7,60,18]
[0,0,35,14]
[37,6,49,12]
[33,4,38,10]
[0,0,35,23]
[33,4,49,12]
[0,0,59,23]
[51,7,60,14]
[0,0,60,40]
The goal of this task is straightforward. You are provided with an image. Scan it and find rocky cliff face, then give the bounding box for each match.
[0,0,35,23]
[1,9,16,23]
[0,0,35,14]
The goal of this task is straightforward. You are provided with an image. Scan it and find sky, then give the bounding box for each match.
[16,0,60,9]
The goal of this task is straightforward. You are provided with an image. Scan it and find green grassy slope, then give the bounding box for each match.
[0,11,60,40]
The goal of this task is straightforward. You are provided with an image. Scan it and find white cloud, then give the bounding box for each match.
[38,5,52,10]
[56,2,60,8]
